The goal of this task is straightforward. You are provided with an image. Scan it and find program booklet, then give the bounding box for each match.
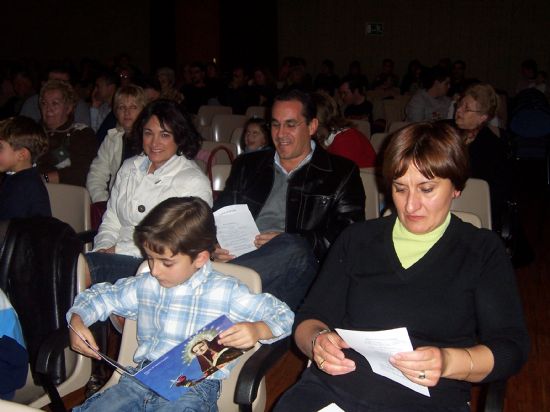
[70,315,245,401]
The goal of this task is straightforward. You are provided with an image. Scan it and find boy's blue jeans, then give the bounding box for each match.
[74,367,220,412]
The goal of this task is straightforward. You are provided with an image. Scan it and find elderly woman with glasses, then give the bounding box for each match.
[38,79,97,187]
[275,122,528,412]
[454,83,511,231]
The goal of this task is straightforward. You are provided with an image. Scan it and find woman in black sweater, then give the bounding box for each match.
[454,83,511,231]
[276,122,529,411]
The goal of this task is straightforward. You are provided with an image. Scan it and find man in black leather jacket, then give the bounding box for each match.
[213,89,365,309]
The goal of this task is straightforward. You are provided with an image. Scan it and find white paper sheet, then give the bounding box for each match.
[317,403,345,412]
[335,327,430,397]
[213,204,260,257]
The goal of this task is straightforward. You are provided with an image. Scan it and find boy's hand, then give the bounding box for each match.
[69,314,101,360]
[217,321,272,349]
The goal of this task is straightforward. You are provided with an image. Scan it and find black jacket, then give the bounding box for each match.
[214,145,365,260]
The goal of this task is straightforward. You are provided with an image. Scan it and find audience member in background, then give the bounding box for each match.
[275,122,529,412]
[0,288,28,400]
[448,60,468,97]
[373,73,401,100]
[239,117,272,153]
[535,71,547,95]
[138,77,162,103]
[371,58,399,90]
[283,58,313,92]
[406,66,451,122]
[86,85,147,204]
[0,116,51,219]
[0,70,35,119]
[515,59,538,95]
[400,59,424,95]
[38,80,97,187]
[453,83,511,231]
[156,67,184,104]
[205,61,224,100]
[250,66,277,107]
[20,67,91,126]
[90,71,118,133]
[180,63,193,89]
[213,90,365,310]
[312,91,375,168]
[85,99,212,287]
[437,57,453,73]
[181,62,213,114]
[345,60,368,90]
[338,78,372,122]
[221,65,256,114]
[314,59,340,96]
[112,53,141,88]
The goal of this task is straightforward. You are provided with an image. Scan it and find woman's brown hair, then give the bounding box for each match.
[383,122,469,191]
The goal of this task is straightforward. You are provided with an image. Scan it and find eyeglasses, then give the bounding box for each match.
[117,105,139,113]
[270,120,305,131]
[456,101,484,113]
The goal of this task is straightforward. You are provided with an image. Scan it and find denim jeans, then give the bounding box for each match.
[74,368,220,412]
[86,252,143,284]
[231,233,318,310]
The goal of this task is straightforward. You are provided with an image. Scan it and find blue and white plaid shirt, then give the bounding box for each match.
[67,261,294,379]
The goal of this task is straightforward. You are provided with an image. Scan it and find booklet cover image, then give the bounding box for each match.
[133,315,245,401]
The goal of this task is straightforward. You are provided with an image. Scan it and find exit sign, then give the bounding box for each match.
[366,22,384,36]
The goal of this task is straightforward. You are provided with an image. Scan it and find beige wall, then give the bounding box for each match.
[278,0,550,94]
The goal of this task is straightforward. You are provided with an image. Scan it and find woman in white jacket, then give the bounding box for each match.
[86,85,147,204]
[85,99,213,286]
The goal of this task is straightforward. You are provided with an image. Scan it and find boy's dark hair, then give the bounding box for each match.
[0,116,48,163]
[134,197,216,260]
[422,66,450,90]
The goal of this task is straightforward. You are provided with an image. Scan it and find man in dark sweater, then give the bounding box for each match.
[338,78,372,122]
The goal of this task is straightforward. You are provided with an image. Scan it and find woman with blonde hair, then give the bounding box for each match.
[38,79,97,187]
[86,84,147,203]
[312,91,376,168]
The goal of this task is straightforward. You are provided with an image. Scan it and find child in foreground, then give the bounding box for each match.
[67,197,294,411]
[0,116,51,219]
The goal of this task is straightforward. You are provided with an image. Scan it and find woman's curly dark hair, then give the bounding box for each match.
[131,99,202,159]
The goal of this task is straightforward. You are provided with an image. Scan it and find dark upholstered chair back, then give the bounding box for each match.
[0,217,82,384]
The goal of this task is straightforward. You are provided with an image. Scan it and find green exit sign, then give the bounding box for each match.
[366,22,384,36]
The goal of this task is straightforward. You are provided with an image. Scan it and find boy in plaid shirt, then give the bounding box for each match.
[68,197,293,412]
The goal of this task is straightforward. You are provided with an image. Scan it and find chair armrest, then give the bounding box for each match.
[77,230,97,245]
[483,380,507,412]
[34,328,70,412]
[35,328,70,376]
[234,337,290,411]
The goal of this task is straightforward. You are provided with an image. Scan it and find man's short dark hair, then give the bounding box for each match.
[96,70,120,87]
[273,89,317,124]
[453,60,466,70]
[190,61,206,72]
[340,78,365,95]
[422,66,450,90]
[134,197,216,260]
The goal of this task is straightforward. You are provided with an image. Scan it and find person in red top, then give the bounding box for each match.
[312,91,376,168]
